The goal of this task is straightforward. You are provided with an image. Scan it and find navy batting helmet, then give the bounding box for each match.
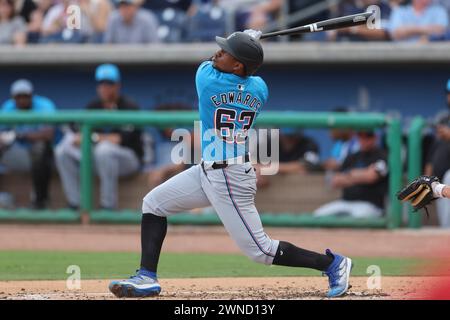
[215,32,264,76]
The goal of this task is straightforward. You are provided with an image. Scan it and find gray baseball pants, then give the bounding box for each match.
[55,133,139,209]
[142,162,280,265]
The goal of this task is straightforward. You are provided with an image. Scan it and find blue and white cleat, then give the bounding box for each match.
[109,269,161,298]
[323,249,353,298]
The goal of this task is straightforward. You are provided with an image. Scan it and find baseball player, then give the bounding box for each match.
[109,31,353,298]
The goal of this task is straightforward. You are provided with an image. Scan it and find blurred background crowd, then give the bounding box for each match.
[0,0,449,46]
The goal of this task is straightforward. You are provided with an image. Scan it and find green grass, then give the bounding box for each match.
[0,251,428,281]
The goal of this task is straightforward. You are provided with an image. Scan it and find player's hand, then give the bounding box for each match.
[331,173,352,188]
[0,131,16,147]
[72,133,82,147]
[243,29,262,40]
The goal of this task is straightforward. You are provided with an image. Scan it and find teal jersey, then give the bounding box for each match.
[195,61,268,161]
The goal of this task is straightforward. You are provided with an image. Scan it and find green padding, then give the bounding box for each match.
[89,211,387,228]
[0,210,387,228]
[0,209,80,223]
[0,111,386,129]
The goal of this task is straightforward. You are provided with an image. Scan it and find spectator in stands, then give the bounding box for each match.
[185,0,226,41]
[15,0,37,23]
[255,128,321,188]
[314,130,388,218]
[424,79,450,227]
[27,0,54,43]
[0,0,27,45]
[55,64,143,210]
[0,79,56,209]
[41,0,93,43]
[186,0,280,39]
[244,0,282,31]
[389,0,448,42]
[79,0,112,43]
[146,103,195,189]
[103,0,159,44]
[329,0,391,41]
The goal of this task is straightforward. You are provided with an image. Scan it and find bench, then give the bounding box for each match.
[1,172,339,213]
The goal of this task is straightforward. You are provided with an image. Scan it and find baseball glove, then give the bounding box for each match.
[396,175,440,215]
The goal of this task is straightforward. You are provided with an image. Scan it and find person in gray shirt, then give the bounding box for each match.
[0,0,27,45]
[104,0,160,44]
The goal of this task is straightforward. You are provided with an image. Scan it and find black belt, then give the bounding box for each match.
[203,154,250,170]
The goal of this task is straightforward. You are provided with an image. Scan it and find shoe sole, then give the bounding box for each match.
[109,283,161,298]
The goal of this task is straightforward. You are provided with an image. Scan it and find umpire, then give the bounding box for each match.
[55,64,143,210]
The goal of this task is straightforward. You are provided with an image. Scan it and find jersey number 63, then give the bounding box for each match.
[214,108,256,144]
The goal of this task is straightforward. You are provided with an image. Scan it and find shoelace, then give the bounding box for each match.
[128,270,146,282]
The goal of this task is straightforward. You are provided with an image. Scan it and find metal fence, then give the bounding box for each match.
[0,110,405,228]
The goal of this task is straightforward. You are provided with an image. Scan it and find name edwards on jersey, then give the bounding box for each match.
[210,90,262,112]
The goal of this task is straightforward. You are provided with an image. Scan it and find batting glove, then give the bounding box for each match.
[243,29,262,40]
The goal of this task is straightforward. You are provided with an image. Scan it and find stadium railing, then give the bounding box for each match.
[0,110,403,229]
[407,116,426,229]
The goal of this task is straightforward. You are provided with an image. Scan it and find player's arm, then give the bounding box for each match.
[17,127,54,142]
[432,181,450,199]
[332,160,387,188]
[391,25,446,40]
[277,162,307,174]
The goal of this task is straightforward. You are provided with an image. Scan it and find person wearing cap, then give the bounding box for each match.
[103,0,159,44]
[0,79,56,209]
[109,31,354,299]
[55,64,143,211]
[314,130,388,218]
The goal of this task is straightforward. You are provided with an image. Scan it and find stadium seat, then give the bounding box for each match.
[154,8,188,43]
[185,4,227,42]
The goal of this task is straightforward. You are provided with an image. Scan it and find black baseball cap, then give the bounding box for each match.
[215,32,264,76]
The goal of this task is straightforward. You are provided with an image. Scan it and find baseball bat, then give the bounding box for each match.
[260,11,375,39]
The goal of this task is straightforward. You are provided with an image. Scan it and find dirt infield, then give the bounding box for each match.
[0,277,444,300]
[1,224,450,300]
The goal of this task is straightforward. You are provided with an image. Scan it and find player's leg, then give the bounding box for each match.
[54,133,81,209]
[109,164,211,298]
[201,163,352,297]
[313,200,349,217]
[29,141,53,209]
[0,142,32,172]
[347,201,383,218]
[93,141,140,209]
